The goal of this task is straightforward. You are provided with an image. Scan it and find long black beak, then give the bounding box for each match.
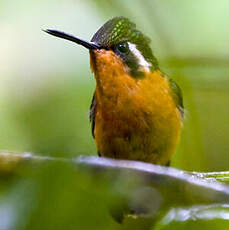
[44,29,101,50]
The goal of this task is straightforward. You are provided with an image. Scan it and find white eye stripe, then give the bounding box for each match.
[128,42,151,72]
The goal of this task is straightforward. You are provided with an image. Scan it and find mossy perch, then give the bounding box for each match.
[0,151,228,227]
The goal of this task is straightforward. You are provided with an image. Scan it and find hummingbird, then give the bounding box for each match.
[44,17,183,166]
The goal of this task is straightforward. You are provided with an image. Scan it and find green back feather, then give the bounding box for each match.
[169,79,184,118]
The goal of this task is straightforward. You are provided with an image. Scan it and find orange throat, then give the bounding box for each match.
[89,49,182,165]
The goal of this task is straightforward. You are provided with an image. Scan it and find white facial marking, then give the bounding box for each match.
[128,42,151,72]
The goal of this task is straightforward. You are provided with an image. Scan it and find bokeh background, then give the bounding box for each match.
[1,0,229,171]
[1,0,229,229]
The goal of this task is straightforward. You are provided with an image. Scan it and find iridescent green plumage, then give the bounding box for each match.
[91,17,145,47]
[91,17,159,72]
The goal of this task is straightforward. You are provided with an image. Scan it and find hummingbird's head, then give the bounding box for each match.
[44,17,159,78]
[91,17,158,77]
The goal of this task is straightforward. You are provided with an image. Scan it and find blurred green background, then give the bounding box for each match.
[1,0,229,171]
[1,0,229,229]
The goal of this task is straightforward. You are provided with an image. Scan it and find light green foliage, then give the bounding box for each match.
[0,152,229,230]
[1,0,229,229]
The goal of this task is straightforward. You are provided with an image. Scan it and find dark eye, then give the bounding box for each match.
[116,42,129,54]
